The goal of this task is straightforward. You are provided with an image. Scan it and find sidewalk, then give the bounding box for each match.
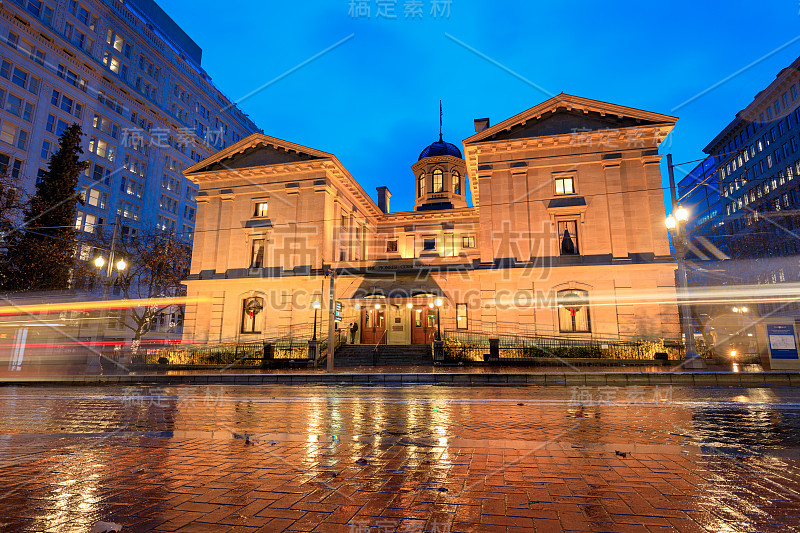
[2,365,799,386]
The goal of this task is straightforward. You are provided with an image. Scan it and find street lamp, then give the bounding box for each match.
[665,206,705,369]
[434,298,443,341]
[93,253,128,369]
[312,301,321,341]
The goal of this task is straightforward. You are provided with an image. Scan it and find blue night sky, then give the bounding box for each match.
[161,0,800,214]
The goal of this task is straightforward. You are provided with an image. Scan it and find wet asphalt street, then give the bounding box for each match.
[0,384,799,532]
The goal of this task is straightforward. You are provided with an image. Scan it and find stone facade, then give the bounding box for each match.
[182,94,680,345]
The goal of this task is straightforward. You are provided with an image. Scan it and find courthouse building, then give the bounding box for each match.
[182,94,681,345]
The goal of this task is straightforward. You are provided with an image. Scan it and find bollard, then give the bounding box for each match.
[433,339,444,362]
[488,338,500,363]
[260,342,274,368]
[307,340,318,362]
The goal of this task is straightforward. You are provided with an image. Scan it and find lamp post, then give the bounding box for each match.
[665,206,705,369]
[312,301,321,341]
[732,306,750,357]
[92,253,127,371]
[434,298,443,341]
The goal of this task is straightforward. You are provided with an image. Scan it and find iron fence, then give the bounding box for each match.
[142,323,324,366]
[442,329,686,362]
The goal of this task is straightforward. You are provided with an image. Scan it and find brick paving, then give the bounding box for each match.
[0,385,799,532]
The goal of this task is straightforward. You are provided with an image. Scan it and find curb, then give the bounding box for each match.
[1,371,799,386]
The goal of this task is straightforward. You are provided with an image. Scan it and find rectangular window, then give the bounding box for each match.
[554,176,575,195]
[443,233,454,257]
[11,67,27,89]
[557,220,579,255]
[250,238,265,268]
[386,239,398,253]
[462,235,475,248]
[0,122,17,145]
[423,237,436,251]
[456,303,468,330]
[253,201,268,217]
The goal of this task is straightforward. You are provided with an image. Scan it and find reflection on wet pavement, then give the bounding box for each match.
[1,385,799,532]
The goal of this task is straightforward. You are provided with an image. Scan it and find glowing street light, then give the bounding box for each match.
[115,259,127,271]
[434,298,443,340]
[94,256,105,269]
[312,300,321,340]
[665,205,704,369]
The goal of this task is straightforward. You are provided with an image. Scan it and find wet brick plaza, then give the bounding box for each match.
[1,384,800,532]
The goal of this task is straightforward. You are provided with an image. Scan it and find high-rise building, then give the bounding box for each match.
[701,55,800,320]
[677,156,725,261]
[0,0,259,247]
[0,0,259,349]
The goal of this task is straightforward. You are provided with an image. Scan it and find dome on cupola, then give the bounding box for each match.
[417,134,463,160]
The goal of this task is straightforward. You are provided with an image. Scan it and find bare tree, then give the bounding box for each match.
[79,226,192,352]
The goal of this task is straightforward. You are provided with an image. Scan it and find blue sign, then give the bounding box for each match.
[766,324,799,360]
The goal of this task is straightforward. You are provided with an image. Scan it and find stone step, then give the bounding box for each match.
[334,344,432,367]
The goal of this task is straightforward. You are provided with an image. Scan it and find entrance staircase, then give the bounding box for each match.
[334,344,432,367]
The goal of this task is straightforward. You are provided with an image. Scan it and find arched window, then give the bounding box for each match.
[452,171,461,195]
[433,169,443,193]
[241,296,264,334]
[418,173,425,197]
[557,290,591,333]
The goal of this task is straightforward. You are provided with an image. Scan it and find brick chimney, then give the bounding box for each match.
[376,186,391,213]
[474,118,490,132]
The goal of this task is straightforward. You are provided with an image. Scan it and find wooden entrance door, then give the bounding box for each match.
[411,307,436,344]
[361,307,386,344]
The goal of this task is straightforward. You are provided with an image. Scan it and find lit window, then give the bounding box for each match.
[462,235,475,248]
[456,303,468,330]
[554,176,575,195]
[418,173,425,197]
[433,169,443,192]
[0,122,17,145]
[250,238,265,268]
[241,297,263,334]
[558,290,591,333]
[557,220,579,255]
[254,202,268,217]
[452,171,461,194]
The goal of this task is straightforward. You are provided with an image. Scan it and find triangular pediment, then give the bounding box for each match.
[464,94,677,145]
[185,133,333,175]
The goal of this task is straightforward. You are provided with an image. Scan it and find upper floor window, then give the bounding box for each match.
[558,220,579,255]
[105,29,129,57]
[254,202,268,217]
[423,237,436,251]
[452,171,461,195]
[462,235,475,248]
[418,173,425,197]
[433,168,443,193]
[386,239,398,253]
[554,176,575,195]
[250,239,265,268]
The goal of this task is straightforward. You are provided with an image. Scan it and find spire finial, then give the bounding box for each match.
[439,100,443,141]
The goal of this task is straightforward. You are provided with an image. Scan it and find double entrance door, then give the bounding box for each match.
[360,305,437,345]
